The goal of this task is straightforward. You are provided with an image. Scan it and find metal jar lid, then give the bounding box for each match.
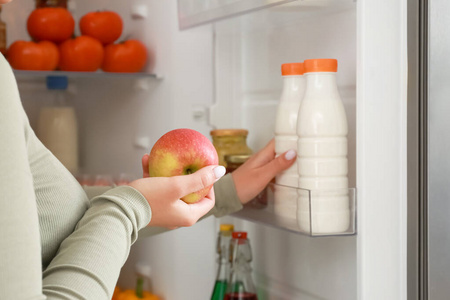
[224,154,251,164]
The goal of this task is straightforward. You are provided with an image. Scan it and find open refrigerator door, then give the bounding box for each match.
[2,0,408,299]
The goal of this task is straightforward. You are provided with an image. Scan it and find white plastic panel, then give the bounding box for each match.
[356,0,408,299]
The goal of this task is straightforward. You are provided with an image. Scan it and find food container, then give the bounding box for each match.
[210,129,253,167]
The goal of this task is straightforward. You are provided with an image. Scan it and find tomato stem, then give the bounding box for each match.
[136,277,144,298]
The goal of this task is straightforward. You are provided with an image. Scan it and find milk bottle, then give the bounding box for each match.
[296,59,349,234]
[38,76,79,174]
[274,63,305,222]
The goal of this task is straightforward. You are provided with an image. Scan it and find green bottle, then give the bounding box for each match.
[211,224,234,300]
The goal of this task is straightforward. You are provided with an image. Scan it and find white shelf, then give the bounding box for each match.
[13,70,160,80]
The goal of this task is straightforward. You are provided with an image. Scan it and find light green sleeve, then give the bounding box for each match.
[0,54,45,300]
[42,186,151,299]
[1,53,152,300]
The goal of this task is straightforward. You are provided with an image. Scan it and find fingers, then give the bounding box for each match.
[142,154,150,178]
[171,165,226,198]
[260,149,297,182]
[249,138,276,166]
[185,195,215,225]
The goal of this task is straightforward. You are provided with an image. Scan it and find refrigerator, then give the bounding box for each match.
[2,0,421,299]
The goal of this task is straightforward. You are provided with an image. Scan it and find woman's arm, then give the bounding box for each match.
[0,55,45,299]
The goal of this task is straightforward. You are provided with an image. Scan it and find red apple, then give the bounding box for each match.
[148,128,219,203]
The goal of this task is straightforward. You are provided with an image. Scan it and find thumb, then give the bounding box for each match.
[261,149,297,182]
[171,165,226,198]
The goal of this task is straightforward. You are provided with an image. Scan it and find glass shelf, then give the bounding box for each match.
[13,70,160,80]
[232,183,357,237]
[177,0,297,29]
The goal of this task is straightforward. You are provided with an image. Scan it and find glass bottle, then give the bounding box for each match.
[35,0,67,8]
[225,232,258,300]
[210,129,253,168]
[211,224,234,300]
[0,5,6,55]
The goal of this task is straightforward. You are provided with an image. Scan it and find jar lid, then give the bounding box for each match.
[210,129,248,137]
[224,154,251,164]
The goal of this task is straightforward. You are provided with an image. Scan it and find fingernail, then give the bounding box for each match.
[213,166,226,179]
[284,150,296,160]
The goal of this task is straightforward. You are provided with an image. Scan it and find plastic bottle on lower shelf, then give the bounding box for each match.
[274,62,305,222]
[296,59,350,234]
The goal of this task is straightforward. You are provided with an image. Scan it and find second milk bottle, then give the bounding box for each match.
[296,58,350,234]
[274,63,305,222]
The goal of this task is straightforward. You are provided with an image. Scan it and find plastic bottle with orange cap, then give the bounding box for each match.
[296,58,350,234]
[274,62,306,222]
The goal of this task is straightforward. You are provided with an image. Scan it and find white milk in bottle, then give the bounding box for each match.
[296,59,349,234]
[274,63,305,222]
[38,76,79,174]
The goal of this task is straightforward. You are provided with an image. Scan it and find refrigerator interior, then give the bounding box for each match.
[3,0,361,299]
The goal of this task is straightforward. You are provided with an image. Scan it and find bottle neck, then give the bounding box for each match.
[231,239,252,265]
[280,75,305,102]
[303,72,339,99]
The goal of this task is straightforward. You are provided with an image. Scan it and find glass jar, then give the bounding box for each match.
[224,154,251,174]
[35,0,67,8]
[224,154,267,209]
[210,129,253,167]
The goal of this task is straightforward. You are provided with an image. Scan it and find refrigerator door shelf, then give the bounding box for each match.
[232,183,357,237]
[177,0,355,30]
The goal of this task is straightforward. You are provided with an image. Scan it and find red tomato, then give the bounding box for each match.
[27,8,75,43]
[7,40,59,71]
[80,11,123,45]
[101,40,148,73]
[59,36,104,72]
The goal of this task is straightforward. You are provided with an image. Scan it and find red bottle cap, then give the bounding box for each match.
[232,231,247,239]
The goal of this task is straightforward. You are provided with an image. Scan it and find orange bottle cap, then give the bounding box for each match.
[304,59,338,73]
[281,63,304,76]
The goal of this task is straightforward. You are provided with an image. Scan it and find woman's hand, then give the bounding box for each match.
[128,154,225,228]
[231,139,296,204]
